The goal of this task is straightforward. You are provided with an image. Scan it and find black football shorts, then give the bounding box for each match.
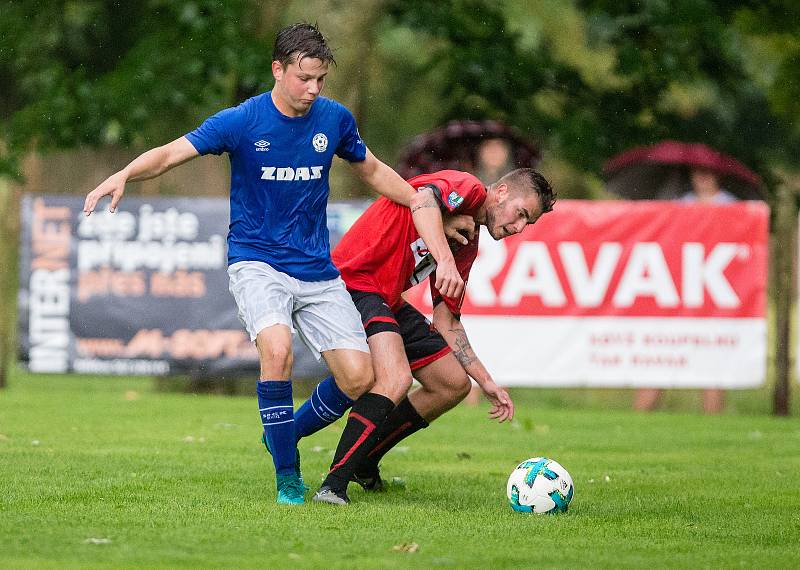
[348,290,452,371]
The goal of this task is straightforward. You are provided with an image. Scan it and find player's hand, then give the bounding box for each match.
[443,214,476,246]
[84,172,127,216]
[481,380,514,423]
[435,259,464,299]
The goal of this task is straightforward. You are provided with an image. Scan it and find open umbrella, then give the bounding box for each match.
[603,140,765,201]
[396,120,541,179]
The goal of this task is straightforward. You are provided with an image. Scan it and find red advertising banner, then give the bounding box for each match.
[407,200,769,388]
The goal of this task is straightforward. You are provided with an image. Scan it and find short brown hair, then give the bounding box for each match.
[273,23,335,68]
[498,168,556,214]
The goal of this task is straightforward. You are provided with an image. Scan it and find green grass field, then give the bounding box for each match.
[2,371,799,569]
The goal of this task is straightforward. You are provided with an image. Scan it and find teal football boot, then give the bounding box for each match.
[276,473,306,505]
[261,433,306,490]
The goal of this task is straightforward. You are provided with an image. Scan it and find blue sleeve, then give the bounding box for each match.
[185,105,247,156]
[335,107,367,163]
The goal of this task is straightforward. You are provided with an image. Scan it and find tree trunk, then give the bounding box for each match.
[772,182,796,416]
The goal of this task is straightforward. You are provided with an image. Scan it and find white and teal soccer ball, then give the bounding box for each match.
[507,457,574,514]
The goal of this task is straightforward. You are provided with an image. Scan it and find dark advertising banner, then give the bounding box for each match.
[18,195,369,377]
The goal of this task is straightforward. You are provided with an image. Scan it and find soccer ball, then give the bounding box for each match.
[507,457,574,514]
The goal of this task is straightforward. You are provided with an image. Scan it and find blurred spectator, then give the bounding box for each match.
[475,138,514,185]
[633,166,735,414]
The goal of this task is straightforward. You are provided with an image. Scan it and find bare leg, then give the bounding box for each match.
[366,331,415,404]
[255,324,294,379]
[408,353,471,422]
[702,389,725,414]
[633,388,662,411]
[322,348,374,400]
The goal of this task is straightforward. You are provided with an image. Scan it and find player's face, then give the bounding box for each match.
[485,187,543,240]
[271,56,328,117]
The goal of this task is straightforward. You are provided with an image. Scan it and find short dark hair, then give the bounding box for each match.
[498,168,556,214]
[273,23,335,68]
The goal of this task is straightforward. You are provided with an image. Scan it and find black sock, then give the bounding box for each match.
[323,393,395,492]
[357,397,429,475]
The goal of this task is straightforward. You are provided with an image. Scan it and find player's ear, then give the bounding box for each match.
[271,60,285,81]
[495,183,509,202]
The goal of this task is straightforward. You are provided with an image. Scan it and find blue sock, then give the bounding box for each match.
[294,376,354,442]
[256,380,296,477]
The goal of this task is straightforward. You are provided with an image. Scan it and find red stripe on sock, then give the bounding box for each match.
[328,412,376,473]
[367,421,412,458]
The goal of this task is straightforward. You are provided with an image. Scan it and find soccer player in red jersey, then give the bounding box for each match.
[310,168,555,504]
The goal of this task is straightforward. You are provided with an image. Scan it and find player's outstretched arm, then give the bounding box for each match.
[349,147,415,206]
[350,150,464,299]
[83,136,199,215]
[432,302,515,422]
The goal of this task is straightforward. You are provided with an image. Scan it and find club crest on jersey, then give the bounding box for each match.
[254,140,270,152]
[261,166,324,181]
[447,191,464,209]
[312,133,328,153]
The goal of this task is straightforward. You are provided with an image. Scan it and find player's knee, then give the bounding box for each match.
[261,343,293,371]
[349,367,375,397]
[452,375,472,402]
[335,364,375,399]
[399,372,415,393]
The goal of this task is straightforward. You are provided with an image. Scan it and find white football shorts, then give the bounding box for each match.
[227,260,369,359]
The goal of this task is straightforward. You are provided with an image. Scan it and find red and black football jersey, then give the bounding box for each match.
[333,170,486,316]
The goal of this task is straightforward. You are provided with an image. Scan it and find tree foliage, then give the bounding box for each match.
[0,0,277,178]
[2,0,799,190]
[385,0,800,191]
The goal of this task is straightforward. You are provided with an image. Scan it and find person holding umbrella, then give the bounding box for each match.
[635,165,735,413]
[603,141,764,414]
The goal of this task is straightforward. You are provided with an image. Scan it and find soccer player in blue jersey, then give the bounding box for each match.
[83,23,464,505]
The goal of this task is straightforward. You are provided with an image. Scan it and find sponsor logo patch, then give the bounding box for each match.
[447,191,464,209]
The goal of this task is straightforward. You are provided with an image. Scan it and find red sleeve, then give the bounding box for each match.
[411,171,485,216]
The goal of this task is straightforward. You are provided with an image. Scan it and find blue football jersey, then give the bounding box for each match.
[185,92,366,281]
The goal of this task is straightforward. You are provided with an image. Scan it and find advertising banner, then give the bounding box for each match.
[19,196,768,387]
[17,195,367,377]
[406,200,769,388]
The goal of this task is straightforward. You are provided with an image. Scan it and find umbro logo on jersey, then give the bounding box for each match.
[254,140,270,152]
[261,166,324,181]
[312,133,328,152]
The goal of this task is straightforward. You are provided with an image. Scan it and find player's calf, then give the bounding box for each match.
[353,397,430,486]
[316,392,395,502]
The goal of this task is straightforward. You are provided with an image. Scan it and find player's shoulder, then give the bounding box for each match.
[217,92,269,125]
[440,170,483,187]
[238,92,273,116]
[315,96,355,120]
[412,170,482,185]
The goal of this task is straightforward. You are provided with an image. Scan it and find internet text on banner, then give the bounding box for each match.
[406,200,769,388]
[18,195,370,377]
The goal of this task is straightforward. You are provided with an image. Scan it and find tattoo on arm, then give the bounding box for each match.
[450,327,477,368]
[410,188,439,214]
